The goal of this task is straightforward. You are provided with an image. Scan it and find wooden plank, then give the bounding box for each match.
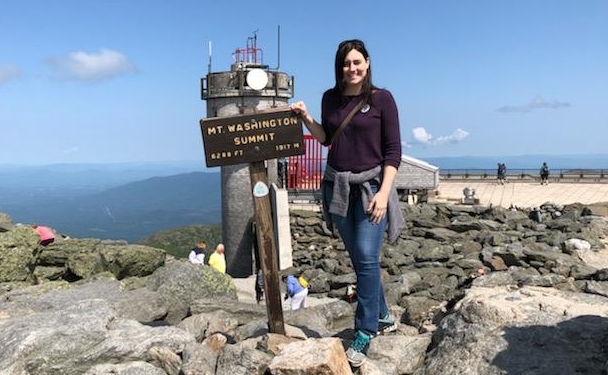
[249,161,285,334]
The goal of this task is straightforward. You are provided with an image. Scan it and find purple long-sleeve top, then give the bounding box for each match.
[320,88,402,173]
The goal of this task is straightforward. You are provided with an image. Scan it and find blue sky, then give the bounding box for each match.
[1,0,607,166]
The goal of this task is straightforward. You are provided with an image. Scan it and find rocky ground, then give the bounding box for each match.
[2,200,608,375]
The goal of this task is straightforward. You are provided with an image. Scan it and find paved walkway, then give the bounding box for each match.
[434,181,608,208]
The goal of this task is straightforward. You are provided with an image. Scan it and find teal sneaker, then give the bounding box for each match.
[346,330,371,367]
[378,313,398,335]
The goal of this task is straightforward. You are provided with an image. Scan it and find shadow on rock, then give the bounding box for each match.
[492,315,608,375]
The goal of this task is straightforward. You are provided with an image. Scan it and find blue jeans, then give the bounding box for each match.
[323,180,389,335]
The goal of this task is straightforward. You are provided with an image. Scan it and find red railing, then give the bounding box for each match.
[286,135,324,190]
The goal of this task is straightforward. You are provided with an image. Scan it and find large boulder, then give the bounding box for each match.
[0,301,197,375]
[0,212,13,232]
[0,225,39,282]
[0,279,196,375]
[419,285,608,375]
[0,231,167,284]
[146,261,238,324]
[100,243,166,278]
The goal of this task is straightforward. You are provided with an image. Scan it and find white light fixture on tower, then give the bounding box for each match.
[246,68,268,90]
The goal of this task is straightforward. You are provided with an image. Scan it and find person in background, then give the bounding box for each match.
[255,268,265,304]
[540,162,550,185]
[497,163,507,185]
[30,224,56,283]
[282,273,308,310]
[278,157,288,188]
[33,224,55,246]
[188,240,207,265]
[290,39,405,367]
[251,221,265,304]
[208,243,226,274]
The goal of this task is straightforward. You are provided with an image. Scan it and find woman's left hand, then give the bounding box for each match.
[367,190,389,224]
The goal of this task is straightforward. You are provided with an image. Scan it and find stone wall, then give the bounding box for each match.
[289,201,608,329]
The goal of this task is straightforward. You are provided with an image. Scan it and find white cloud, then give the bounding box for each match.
[62,146,79,155]
[0,64,22,85]
[435,128,469,143]
[46,49,136,81]
[497,96,570,113]
[411,126,469,146]
[412,127,433,143]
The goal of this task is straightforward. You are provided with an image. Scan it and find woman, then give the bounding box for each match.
[290,39,405,367]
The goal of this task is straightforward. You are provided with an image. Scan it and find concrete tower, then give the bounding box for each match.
[201,36,294,277]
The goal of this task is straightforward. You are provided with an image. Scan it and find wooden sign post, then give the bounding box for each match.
[249,161,284,333]
[200,108,305,334]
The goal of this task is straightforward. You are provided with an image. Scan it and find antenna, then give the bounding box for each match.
[233,30,263,65]
[273,25,281,70]
[208,41,212,74]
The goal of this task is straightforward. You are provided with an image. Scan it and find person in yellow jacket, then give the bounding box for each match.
[208,243,226,274]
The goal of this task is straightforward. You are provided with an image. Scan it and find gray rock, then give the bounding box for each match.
[419,286,608,375]
[146,261,237,324]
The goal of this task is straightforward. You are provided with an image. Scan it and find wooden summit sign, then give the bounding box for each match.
[200,108,305,167]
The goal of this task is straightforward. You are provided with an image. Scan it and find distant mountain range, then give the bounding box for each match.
[423,154,608,170]
[1,154,606,242]
[0,161,211,190]
[0,168,221,243]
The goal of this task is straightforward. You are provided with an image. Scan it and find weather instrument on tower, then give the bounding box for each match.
[246,68,268,90]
